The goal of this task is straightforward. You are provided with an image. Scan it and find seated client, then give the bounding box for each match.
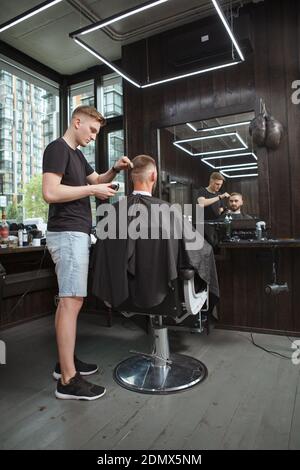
[91,155,219,310]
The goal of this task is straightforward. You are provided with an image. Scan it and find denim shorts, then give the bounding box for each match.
[47,231,91,298]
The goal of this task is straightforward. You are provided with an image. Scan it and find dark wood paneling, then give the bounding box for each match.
[122,0,300,334]
[0,249,57,329]
[217,247,300,336]
[283,0,300,237]
[252,0,300,237]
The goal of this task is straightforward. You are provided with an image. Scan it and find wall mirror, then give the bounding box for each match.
[158,111,259,219]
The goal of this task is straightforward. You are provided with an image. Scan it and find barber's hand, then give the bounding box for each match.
[114,156,133,171]
[220,192,230,200]
[93,183,117,200]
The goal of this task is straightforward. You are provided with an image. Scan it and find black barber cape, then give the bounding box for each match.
[91,194,219,309]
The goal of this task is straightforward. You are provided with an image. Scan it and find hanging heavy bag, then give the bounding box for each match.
[249,113,267,147]
[265,114,283,150]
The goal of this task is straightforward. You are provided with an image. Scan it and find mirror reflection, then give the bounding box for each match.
[159,111,259,221]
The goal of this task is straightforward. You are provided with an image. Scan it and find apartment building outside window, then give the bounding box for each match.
[0,67,59,222]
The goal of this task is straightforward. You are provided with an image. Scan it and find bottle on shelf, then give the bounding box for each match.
[22,227,29,246]
[224,214,232,239]
[18,228,23,247]
[0,210,9,247]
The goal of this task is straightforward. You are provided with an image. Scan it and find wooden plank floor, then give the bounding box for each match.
[0,314,299,450]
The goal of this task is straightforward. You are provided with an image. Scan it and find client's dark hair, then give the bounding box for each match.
[131,155,156,182]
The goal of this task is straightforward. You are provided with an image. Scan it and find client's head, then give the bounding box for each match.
[229,192,244,213]
[131,155,157,194]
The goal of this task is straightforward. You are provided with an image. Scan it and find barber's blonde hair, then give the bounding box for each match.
[210,171,225,182]
[72,105,106,126]
[131,155,156,182]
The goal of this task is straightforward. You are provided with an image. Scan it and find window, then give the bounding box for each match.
[0,64,59,222]
[103,74,123,118]
[16,78,22,91]
[1,84,13,95]
[0,107,13,120]
[0,150,11,160]
[0,71,12,85]
[17,100,23,111]
[0,129,11,140]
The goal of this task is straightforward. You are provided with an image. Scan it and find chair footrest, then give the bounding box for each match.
[114,353,207,394]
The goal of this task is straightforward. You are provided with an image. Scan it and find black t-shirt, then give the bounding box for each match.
[42,138,94,234]
[198,186,225,221]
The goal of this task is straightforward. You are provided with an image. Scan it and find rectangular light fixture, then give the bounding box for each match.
[221,165,258,172]
[202,160,257,169]
[70,0,245,88]
[140,61,240,88]
[201,151,257,168]
[173,132,248,156]
[174,132,247,144]
[70,0,170,37]
[211,0,244,61]
[214,162,258,169]
[0,0,63,33]
[74,38,239,89]
[186,120,251,133]
[220,166,258,178]
[202,151,257,161]
[74,38,141,88]
[186,122,198,132]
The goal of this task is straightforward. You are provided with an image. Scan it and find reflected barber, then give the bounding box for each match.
[197,172,230,220]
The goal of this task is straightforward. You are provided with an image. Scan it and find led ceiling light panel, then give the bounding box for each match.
[186,122,198,132]
[186,121,251,133]
[173,132,248,157]
[201,151,257,169]
[0,0,63,33]
[70,0,245,88]
[140,61,240,88]
[73,38,141,88]
[211,0,244,61]
[220,166,258,178]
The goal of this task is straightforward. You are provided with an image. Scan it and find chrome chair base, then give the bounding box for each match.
[113,353,207,394]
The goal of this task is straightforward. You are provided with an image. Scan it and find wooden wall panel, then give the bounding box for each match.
[0,250,56,329]
[217,248,299,336]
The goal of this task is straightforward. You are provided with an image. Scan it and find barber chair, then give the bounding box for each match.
[113,269,208,394]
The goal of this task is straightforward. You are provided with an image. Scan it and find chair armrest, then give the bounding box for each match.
[183,277,208,316]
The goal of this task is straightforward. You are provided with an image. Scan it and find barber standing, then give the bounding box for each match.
[42,105,132,401]
[197,172,230,220]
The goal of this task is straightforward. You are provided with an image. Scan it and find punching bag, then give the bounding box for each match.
[265,115,283,150]
[249,112,267,147]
